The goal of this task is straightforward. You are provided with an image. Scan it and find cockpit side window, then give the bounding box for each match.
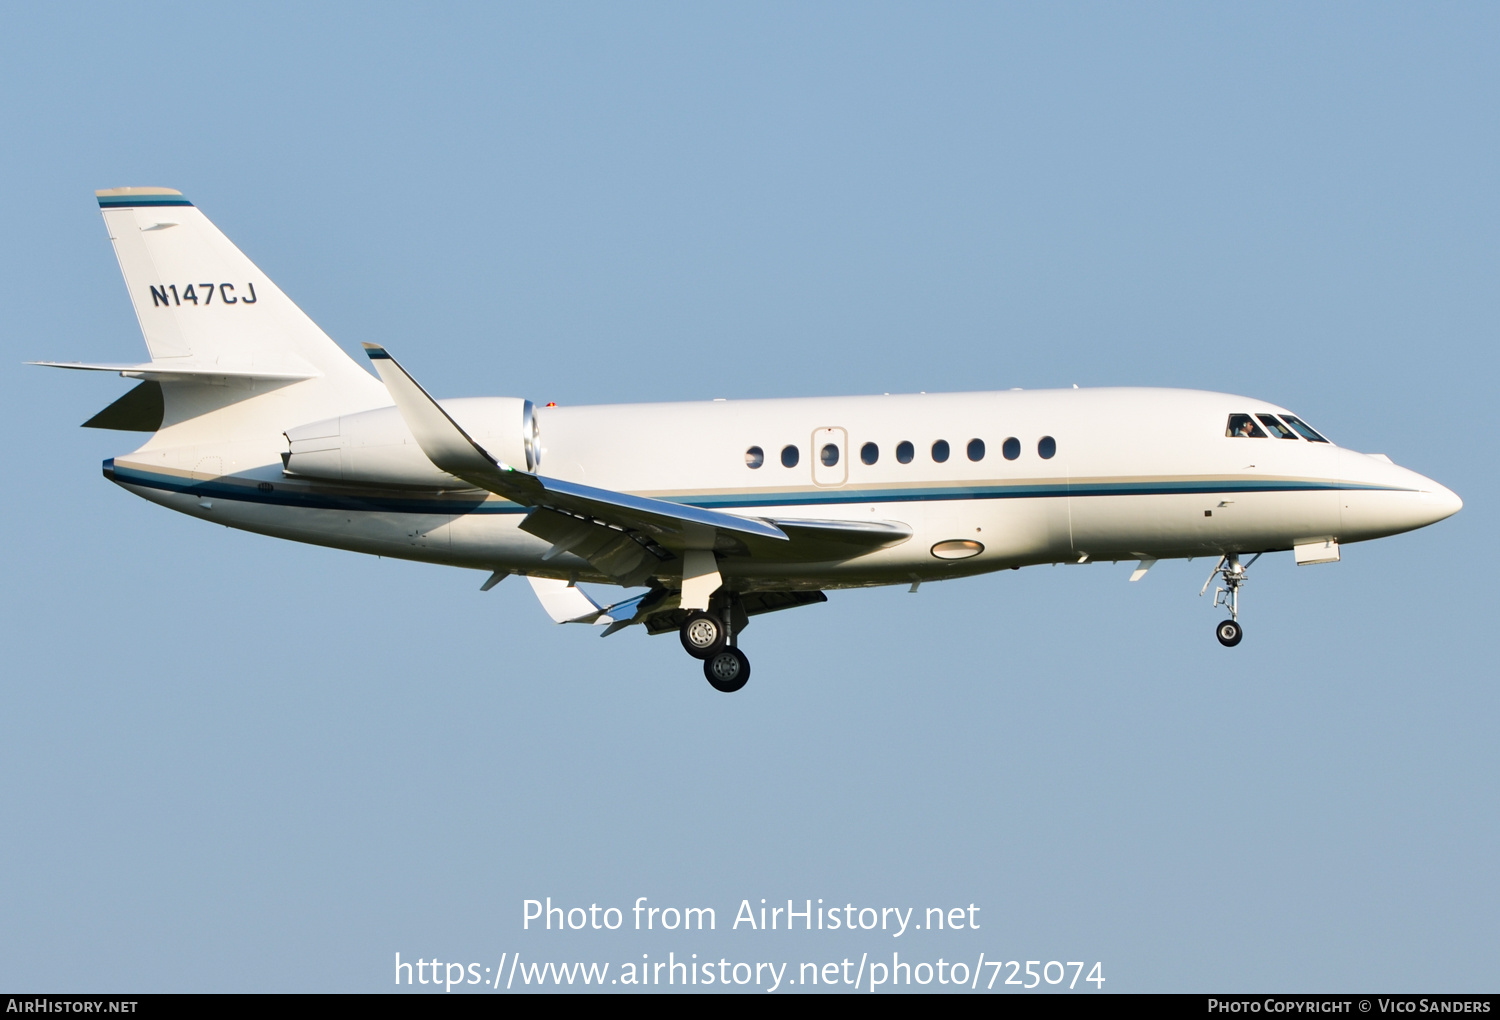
[1257,414,1297,439]
[1280,415,1330,443]
[1226,413,1267,438]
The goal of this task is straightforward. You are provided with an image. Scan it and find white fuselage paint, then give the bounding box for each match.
[105,385,1461,593]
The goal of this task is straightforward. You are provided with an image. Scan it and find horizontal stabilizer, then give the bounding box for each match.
[82,381,163,432]
[30,360,316,382]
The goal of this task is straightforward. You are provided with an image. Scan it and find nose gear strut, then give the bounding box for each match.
[1200,553,1260,647]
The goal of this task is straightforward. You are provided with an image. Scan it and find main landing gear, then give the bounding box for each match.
[678,606,750,693]
[703,647,750,693]
[679,611,727,658]
[1200,553,1260,647]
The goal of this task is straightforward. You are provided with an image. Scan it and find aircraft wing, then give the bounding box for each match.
[363,345,784,579]
[362,345,909,586]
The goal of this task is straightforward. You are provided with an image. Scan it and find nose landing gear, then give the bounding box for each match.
[1201,553,1259,647]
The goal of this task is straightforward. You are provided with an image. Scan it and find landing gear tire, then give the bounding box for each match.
[1216,619,1243,647]
[679,611,726,659]
[704,647,750,693]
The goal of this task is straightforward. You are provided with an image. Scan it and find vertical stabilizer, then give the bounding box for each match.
[93,187,388,439]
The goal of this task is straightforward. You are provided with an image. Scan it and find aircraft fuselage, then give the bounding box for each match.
[105,385,1459,592]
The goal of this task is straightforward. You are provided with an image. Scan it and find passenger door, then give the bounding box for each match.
[811,427,847,486]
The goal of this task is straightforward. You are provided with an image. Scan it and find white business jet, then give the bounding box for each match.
[35,188,1462,692]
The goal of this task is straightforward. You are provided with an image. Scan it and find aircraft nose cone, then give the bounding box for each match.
[1419,481,1463,525]
[1341,465,1462,542]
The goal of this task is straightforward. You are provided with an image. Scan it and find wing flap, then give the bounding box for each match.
[520,507,661,587]
[527,576,609,624]
[639,590,829,635]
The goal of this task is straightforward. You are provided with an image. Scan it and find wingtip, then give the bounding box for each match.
[361,343,391,360]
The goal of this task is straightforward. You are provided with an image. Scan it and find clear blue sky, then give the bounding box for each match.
[1,2,1494,992]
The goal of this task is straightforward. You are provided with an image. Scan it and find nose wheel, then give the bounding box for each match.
[1201,553,1259,648]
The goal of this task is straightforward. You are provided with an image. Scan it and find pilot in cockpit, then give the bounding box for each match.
[1226,413,1266,438]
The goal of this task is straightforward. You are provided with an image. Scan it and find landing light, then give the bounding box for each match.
[931,540,984,560]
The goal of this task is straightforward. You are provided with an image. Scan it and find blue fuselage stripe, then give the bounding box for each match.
[104,460,1403,516]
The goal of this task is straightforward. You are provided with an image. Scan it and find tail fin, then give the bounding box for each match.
[90,187,386,438]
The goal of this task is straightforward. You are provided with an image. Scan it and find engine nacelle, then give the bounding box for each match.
[283,397,537,488]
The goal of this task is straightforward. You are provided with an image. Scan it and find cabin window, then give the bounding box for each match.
[896,440,914,464]
[1226,414,1267,438]
[1038,436,1057,459]
[1002,436,1021,460]
[781,444,800,468]
[1257,414,1297,440]
[821,443,840,467]
[1280,415,1330,443]
[931,440,950,463]
[745,445,764,468]
[967,438,985,462]
[861,442,879,465]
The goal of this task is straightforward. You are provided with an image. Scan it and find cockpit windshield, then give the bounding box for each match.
[1226,414,1267,438]
[1225,412,1331,443]
[1257,414,1297,439]
[1279,415,1329,443]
